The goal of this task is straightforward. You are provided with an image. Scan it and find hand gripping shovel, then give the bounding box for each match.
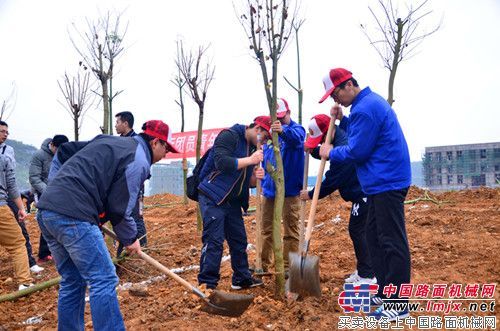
[289,114,336,298]
[101,227,254,317]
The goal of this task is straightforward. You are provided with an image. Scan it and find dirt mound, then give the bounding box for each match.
[1,188,499,330]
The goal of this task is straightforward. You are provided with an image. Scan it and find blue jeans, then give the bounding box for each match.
[37,210,125,331]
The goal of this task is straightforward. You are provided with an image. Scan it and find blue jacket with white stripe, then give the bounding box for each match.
[38,135,152,246]
[330,87,411,195]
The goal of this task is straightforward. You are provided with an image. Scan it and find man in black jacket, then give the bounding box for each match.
[299,114,375,286]
[197,116,270,290]
[37,120,178,331]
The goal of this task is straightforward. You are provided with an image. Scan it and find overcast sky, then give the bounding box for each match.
[1,0,499,164]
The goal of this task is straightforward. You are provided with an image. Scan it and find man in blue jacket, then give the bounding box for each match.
[260,98,305,275]
[300,114,375,286]
[197,116,270,290]
[318,68,411,321]
[37,120,178,331]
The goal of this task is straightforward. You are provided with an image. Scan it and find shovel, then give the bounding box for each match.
[289,113,336,298]
[101,227,254,317]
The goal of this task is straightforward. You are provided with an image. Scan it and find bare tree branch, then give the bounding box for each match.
[69,10,127,134]
[361,0,441,105]
[57,69,96,141]
[0,82,17,121]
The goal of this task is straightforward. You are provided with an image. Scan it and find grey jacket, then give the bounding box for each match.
[29,138,53,196]
[0,143,16,168]
[0,154,20,205]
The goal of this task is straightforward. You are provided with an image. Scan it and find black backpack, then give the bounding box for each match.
[186,148,212,201]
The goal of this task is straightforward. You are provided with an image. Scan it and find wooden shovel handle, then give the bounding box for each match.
[303,114,336,245]
[299,150,310,211]
[101,226,202,296]
[137,251,197,292]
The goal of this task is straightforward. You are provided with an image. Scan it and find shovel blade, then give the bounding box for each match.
[200,290,254,317]
[288,252,321,298]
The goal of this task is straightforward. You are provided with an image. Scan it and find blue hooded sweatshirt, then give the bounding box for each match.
[330,87,411,195]
[262,119,306,198]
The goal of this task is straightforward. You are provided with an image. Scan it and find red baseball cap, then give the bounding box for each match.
[276,98,290,119]
[318,68,352,103]
[304,114,331,149]
[253,115,271,133]
[142,120,180,153]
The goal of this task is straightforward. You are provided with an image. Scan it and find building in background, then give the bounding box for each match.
[146,161,194,196]
[423,142,500,190]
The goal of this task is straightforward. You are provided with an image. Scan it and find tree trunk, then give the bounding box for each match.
[182,158,188,205]
[102,79,110,134]
[108,74,114,135]
[196,105,204,232]
[180,83,188,205]
[74,115,79,141]
[295,27,303,125]
[388,19,404,107]
[269,56,286,299]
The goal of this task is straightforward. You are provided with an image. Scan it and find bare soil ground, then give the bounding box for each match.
[0,187,499,330]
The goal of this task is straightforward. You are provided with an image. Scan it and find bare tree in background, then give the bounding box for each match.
[0,82,17,121]
[175,41,215,163]
[172,40,188,205]
[70,11,127,134]
[175,40,215,232]
[362,0,441,106]
[235,0,299,298]
[57,68,95,141]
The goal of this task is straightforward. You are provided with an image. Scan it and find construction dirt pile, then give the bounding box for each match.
[0,186,499,330]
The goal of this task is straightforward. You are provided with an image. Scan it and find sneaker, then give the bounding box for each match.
[370,296,384,307]
[353,276,377,287]
[369,306,409,321]
[344,270,359,283]
[37,256,53,264]
[231,277,264,290]
[30,265,44,273]
[18,283,35,291]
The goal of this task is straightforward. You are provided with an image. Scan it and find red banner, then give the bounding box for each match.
[163,128,225,159]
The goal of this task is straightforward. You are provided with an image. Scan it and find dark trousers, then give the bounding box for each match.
[366,188,411,302]
[8,199,36,267]
[198,194,252,288]
[348,197,374,279]
[38,233,52,259]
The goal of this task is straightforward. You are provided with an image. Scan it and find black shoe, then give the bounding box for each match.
[231,277,264,290]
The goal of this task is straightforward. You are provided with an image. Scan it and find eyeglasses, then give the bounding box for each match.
[330,87,342,100]
[159,140,169,153]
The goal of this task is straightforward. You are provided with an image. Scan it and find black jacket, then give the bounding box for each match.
[38,135,152,246]
[198,124,254,210]
[309,126,365,202]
